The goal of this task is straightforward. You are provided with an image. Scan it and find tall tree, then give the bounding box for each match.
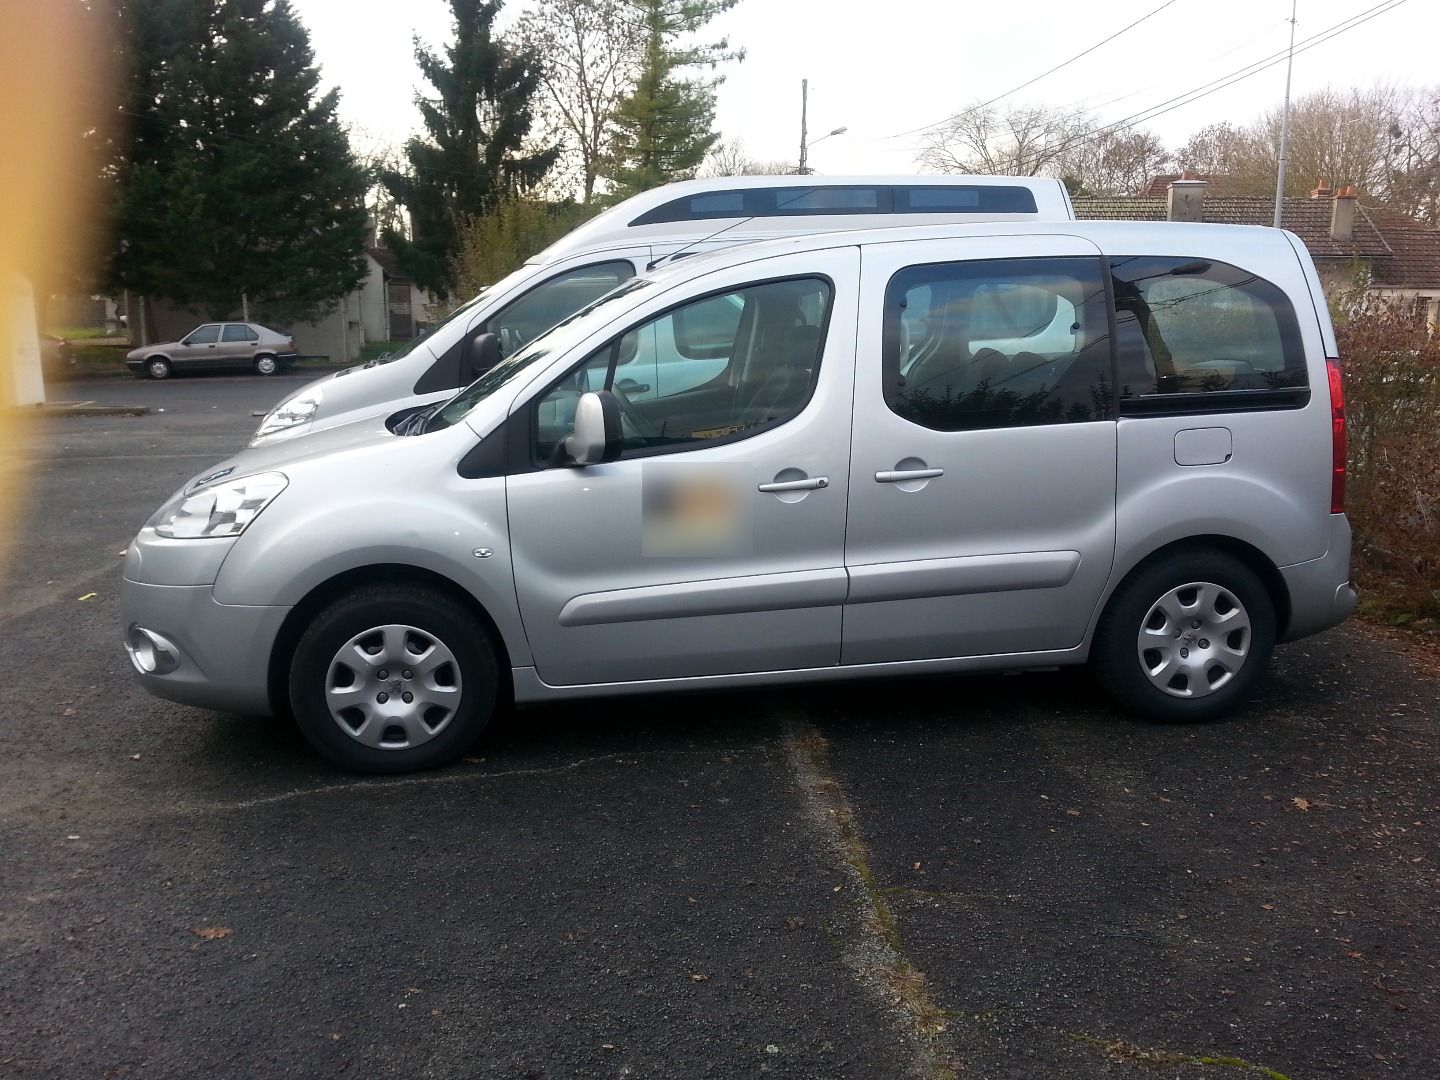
[1054,128,1172,196]
[1174,121,1272,192]
[382,0,558,298]
[603,0,741,198]
[518,0,642,202]
[109,0,368,324]
[918,103,1091,177]
[1387,88,1440,225]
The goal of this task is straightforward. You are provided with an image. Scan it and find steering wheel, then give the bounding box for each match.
[609,381,659,441]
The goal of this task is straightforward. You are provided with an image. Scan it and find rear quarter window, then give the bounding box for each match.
[1109,256,1308,411]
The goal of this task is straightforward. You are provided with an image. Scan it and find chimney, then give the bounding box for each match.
[1167,170,1208,222]
[362,217,378,248]
[1331,185,1358,242]
[1311,178,1333,200]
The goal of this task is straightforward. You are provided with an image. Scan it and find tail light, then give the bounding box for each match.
[288,338,297,353]
[1326,357,1346,514]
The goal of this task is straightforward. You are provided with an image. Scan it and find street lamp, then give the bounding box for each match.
[797,77,847,174]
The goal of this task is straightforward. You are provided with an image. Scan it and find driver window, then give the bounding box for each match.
[185,324,220,345]
[531,276,832,464]
[486,261,633,353]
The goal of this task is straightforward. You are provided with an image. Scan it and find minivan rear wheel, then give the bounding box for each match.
[1092,550,1275,723]
[254,354,278,375]
[289,585,499,772]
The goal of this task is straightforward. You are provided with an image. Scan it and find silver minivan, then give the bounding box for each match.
[122,220,1355,773]
[251,175,1075,446]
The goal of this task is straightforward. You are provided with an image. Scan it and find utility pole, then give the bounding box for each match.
[1272,0,1298,228]
[798,78,809,176]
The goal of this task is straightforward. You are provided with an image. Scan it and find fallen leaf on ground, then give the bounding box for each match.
[77,593,97,601]
[191,926,232,940]
[1292,797,1312,812]
[690,973,709,982]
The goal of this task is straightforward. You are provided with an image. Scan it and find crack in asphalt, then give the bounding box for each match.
[158,742,777,817]
[782,716,960,1080]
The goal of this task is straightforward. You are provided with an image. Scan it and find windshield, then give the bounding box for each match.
[427,277,653,432]
[367,289,491,366]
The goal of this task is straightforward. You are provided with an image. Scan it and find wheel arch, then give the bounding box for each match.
[1094,535,1292,645]
[267,563,514,715]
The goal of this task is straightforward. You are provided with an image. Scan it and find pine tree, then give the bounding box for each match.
[604,0,741,198]
[381,0,558,298]
[109,0,368,324]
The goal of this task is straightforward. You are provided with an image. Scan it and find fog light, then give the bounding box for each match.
[126,625,181,675]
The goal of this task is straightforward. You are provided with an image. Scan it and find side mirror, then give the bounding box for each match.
[461,331,501,383]
[562,391,623,466]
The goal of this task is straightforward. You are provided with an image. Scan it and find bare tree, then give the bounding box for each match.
[1175,121,1271,192]
[1260,86,1401,198]
[699,137,796,177]
[918,103,1091,176]
[1386,87,1440,224]
[518,0,642,201]
[1054,129,1173,196]
[1176,88,1418,203]
[698,136,752,177]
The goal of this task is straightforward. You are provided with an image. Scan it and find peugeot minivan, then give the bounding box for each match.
[123,220,1355,773]
[251,175,1075,446]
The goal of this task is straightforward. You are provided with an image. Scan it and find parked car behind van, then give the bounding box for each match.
[251,174,1076,446]
[123,220,1354,773]
[126,322,297,379]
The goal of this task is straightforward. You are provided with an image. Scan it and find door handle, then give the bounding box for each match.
[758,476,829,493]
[875,468,944,483]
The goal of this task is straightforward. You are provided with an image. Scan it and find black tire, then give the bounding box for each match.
[1092,549,1275,723]
[254,354,279,375]
[145,356,172,380]
[288,585,499,773]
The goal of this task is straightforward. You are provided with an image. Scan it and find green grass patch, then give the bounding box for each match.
[66,342,133,377]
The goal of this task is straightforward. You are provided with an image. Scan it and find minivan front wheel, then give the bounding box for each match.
[145,357,172,379]
[289,585,499,772]
[1092,551,1275,723]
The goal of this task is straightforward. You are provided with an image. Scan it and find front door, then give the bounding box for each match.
[506,247,859,686]
[842,236,1118,664]
[176,323,221,369]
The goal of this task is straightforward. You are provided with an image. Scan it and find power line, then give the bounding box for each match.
[883,0,1182,142]
[1012,0,1410,173]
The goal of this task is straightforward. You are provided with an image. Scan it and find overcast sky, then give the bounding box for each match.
[291,0,1435,180]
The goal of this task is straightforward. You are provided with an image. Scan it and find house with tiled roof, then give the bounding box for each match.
[1074,175,1440,321]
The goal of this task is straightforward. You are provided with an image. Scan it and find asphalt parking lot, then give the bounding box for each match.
[2,373,1437,1079]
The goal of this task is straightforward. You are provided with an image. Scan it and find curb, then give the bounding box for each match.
[7,401,151,418]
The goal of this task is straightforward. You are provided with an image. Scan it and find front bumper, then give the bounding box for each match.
[121,578,289,716]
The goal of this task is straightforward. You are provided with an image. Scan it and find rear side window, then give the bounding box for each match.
[894,186,1037,214]
[630,184,1039,225]
[485,260,634,353]
[1109,256,1307,408]
[882,257,1113,431]
[222,324,258,342]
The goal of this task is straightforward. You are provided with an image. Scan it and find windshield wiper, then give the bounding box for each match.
[395,402,444,436]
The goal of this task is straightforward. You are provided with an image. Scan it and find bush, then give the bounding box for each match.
[451,198,606,303]
[1333,289,1440,624]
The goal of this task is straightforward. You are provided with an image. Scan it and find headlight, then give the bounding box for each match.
[254,387,323,439]
[154,473,288,538]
